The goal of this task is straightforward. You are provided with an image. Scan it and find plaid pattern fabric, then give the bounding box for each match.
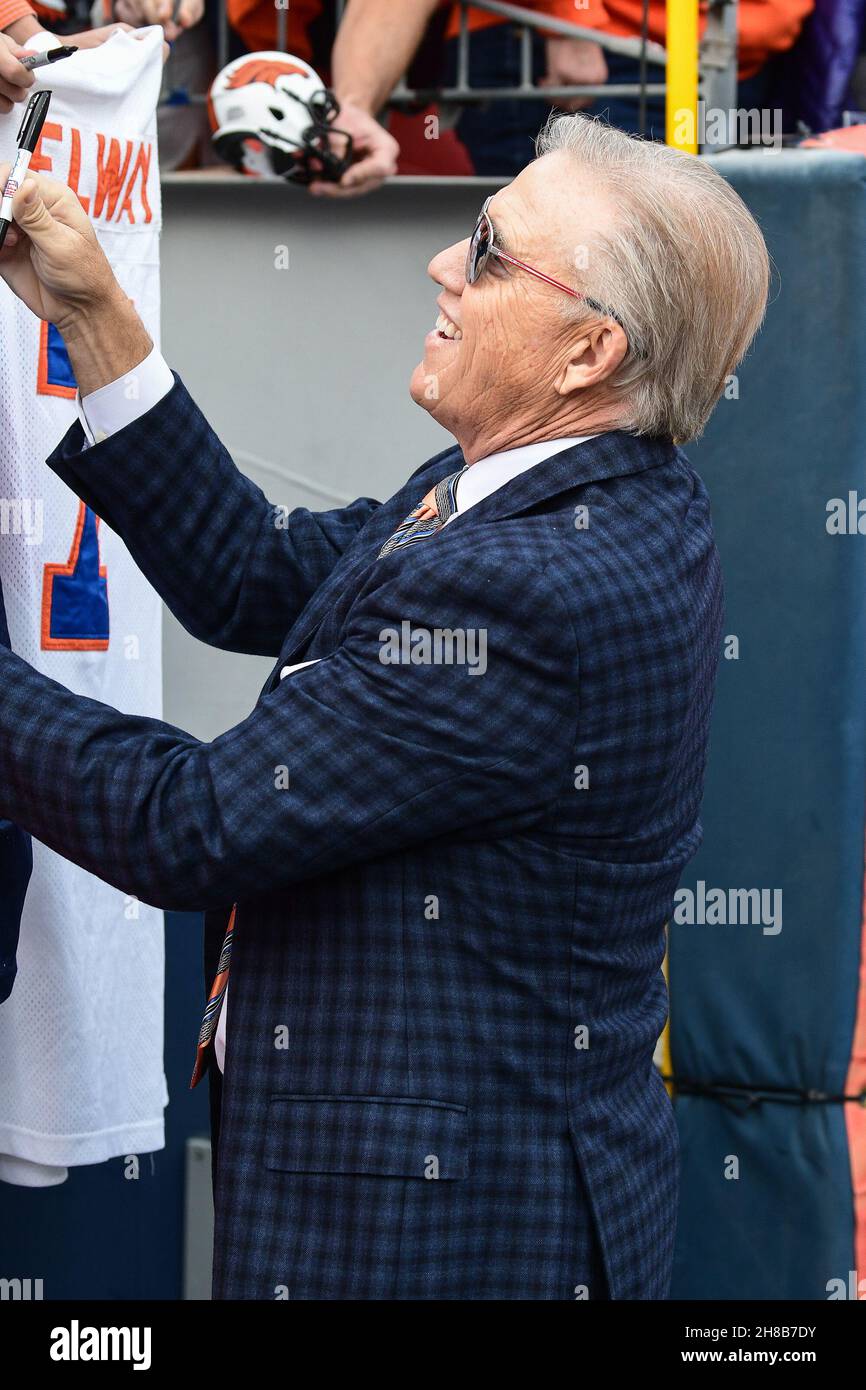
[0,376,723,1299]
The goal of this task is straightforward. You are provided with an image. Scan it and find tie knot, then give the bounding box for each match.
[432,465,469,524]
[377,464,469,559]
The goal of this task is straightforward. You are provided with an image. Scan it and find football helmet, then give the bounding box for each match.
[209,52,354,185]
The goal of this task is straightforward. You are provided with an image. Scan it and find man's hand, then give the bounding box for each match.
[0,169,151,393]
[113,0,204,42]
[541,37,608,111]
[0,33,35,114]
[0,169,115,328]
[309,100,399,199]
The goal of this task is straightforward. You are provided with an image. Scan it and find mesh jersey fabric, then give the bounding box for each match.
[0,28,167,1180]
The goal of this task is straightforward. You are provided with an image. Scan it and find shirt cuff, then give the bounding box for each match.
[77,347,174,446]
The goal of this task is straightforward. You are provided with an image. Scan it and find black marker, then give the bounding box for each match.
[0,89,52,250]
[19,46,78,72]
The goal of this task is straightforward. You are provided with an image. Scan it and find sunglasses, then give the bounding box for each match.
[465,196,624,329]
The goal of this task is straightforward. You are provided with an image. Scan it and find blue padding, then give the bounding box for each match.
[670,151,866,1300]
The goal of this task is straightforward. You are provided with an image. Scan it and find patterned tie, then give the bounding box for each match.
[189,904,235,1089]
[377,465,468,558]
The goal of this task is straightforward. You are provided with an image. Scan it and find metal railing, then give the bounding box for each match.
[390,0,668,106]
[179,0,742,153]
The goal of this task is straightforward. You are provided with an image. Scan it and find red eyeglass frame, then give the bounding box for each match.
[466,196,624,328]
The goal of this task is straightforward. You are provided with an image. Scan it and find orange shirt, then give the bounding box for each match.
[0,0,36,31]
[0,0,322,55]
[444,0,598,38]
[4,0,814,90]
[444,0,815,79]
[226,0,322,62]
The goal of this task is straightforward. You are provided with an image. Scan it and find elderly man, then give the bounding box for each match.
[0,115,768,1300]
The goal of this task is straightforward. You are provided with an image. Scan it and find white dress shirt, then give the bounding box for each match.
[78,346,174,445]
[444,434,595,522]
[79,351,597,1073]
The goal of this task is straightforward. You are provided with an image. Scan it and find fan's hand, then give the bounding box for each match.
[0,33,35,114]
[65,21,134,48]
[540,37,608,112]
[113,0,203,43]
[309,100,399,199]
[67,20,170,61]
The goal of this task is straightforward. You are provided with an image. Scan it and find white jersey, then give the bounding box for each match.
[0,29,167,1182]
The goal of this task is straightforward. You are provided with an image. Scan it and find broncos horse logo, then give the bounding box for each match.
[225,58,310,91]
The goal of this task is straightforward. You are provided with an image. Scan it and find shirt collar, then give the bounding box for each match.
[450,436,598,520]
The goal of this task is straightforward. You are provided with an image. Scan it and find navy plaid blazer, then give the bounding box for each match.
[0,377,722,1299]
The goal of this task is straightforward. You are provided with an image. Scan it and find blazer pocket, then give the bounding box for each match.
[263,1093,468,1180]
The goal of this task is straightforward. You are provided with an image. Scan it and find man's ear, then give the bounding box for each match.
[554,322,628,397]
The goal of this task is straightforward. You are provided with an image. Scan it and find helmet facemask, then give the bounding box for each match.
[276,87,354,186]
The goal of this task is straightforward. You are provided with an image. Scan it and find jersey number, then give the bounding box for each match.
[38,323,109,651]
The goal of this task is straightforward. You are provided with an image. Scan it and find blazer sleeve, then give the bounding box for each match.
[46,375,382,657]
[0,537,578,912]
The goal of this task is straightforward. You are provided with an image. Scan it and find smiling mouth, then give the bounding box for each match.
[435,310,463,342]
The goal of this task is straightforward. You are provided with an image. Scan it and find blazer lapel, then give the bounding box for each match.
[261,445,466,691]
[260,546,376,694]
[441,431,676,537]
[260,433,671,695]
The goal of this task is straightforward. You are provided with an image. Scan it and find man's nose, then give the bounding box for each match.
[428,238,469,294]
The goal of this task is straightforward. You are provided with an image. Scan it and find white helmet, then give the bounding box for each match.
[208,52,353,185]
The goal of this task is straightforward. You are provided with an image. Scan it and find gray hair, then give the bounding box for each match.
[535,115,770,442]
